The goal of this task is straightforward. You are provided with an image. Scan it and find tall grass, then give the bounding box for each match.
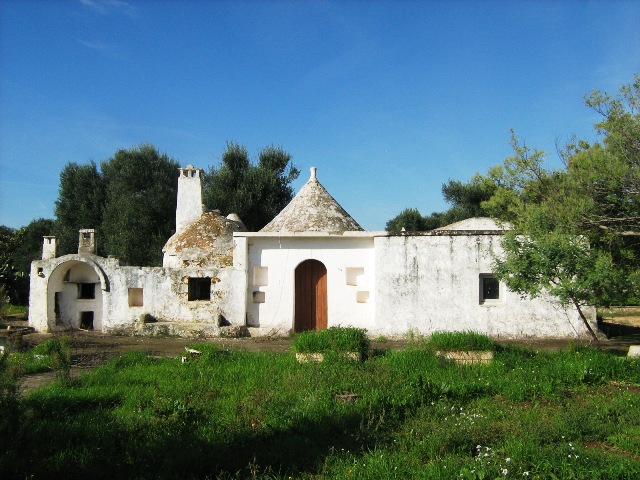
[3,342,640,479]
[291,327,370,354]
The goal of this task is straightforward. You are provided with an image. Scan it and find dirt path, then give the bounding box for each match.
[13,321,640,394]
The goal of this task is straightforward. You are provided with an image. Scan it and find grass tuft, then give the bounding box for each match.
[291,327,370,354]
[426,331,495,352]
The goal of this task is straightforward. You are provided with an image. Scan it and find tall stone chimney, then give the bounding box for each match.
[42,236,57,260]
[78,229,96,255]
[176,165,204,232]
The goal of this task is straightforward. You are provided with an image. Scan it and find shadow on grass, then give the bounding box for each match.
[4,392,386,479]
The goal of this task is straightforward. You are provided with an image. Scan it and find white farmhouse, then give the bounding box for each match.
[29,165,597,339]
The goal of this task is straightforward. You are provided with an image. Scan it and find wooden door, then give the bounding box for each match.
[294,259,328,332]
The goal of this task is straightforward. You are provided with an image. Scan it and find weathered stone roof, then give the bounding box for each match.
[163,211,247,267]
[260,167,363,233]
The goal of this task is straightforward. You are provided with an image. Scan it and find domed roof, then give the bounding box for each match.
[163,211,247,267]
[260,167,363,233]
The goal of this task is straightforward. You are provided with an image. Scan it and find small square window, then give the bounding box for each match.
[188,277,211,301]
[128,288,144,307]
[78,283,95,299]
[480,275,500,303]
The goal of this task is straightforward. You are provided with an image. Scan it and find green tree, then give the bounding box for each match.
[492,75,640,338]
[385,208,428,233]
[203,143,299,231]
[101,144,179,266]
[54,161,105,256]
[386,175,496,233]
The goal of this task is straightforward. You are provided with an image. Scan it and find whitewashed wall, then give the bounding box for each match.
[240,234,376,334]
[29,254,245,333]
[373,234,595,338]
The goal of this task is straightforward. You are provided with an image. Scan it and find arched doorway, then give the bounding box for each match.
[294,259,327,332]
[47,260,105,331]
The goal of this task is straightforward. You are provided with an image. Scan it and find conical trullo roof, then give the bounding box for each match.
[260,167,363,233]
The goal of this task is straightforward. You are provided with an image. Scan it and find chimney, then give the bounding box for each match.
[78,229,96,255]
[42,236,57,259]
[176,164,204,232]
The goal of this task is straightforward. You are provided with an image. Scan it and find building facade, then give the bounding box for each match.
[29,166,597,339]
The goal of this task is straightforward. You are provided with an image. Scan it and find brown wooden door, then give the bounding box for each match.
[294,259,327,332]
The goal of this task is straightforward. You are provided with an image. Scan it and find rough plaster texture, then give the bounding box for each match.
[373,234,596,338]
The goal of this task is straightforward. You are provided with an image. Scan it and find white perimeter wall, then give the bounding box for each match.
[374,234,594,338]
[243,236,376,333]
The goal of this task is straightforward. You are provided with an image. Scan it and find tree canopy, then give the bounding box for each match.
[0,218,55,305]
[54,144,179,266]
[386,176,495,233]
[203,143,300,231]
[490,75,640,333]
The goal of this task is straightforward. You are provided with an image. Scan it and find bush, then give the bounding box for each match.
[291,327,370,354]
[426,331,495,351]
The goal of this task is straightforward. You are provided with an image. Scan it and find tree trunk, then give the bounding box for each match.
[571,297,599,342]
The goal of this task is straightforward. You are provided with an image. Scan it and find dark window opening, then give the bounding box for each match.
[481,276,500,302]
[54,292,62,325]
[188,277,211,301]
[78,283,96,299]
[80,311,94,330]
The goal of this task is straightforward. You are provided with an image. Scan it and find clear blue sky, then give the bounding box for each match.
[1,0,638,231]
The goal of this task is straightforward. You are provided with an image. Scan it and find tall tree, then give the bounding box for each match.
[492,75,640,338]
[54,161,105,256]
[203,143,299,231]
[101,144,179,266]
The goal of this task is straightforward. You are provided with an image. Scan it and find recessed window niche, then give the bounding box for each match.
[253,266,268,287]
[356,291,369,303]
[346,267,365,286]
[253,291,266,303]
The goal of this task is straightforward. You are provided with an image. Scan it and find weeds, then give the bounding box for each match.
[3,340,640,479]
[426,331,496,352]
[291,327,370,355]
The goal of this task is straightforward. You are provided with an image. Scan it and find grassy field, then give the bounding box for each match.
[2,337,640,479]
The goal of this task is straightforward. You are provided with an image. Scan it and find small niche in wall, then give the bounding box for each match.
[346,267,365,286]
[128,288,144,307]
[253,291,266,303]
[356,291,369,303]
[253,266,268,286]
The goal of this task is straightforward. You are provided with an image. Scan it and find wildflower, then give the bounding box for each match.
[523,472,530,477]
[501,468,508,476]
[506,458,511,462]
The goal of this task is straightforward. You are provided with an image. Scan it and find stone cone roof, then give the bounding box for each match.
[260,167,363,233]
[163,211,247,266]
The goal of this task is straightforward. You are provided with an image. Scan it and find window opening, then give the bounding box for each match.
[80,311,94,330]
[188,277,211,301]
[480,275,500,303]
[78,283,96,299]
[128,288,144,307]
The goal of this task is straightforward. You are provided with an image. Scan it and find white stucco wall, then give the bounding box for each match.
[374,233,595,338]
[29,254,246,334]
[239,234,376,334]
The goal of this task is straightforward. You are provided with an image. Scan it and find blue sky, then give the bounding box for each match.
[1,0,639,231]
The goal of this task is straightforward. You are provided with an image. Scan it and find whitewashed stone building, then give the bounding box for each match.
[29,165,597,339]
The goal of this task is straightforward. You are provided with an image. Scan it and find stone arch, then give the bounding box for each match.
[46,257,109,332]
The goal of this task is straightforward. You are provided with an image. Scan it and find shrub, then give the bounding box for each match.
[426,331,495,352]
[291,327,370,354]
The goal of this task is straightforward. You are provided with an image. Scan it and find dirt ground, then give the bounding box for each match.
[7,312,640,394]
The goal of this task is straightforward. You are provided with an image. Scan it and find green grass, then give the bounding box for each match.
[425,331,496,352]
[1,303,27,317]
[2,341,640,479]
[291,327,371,354]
